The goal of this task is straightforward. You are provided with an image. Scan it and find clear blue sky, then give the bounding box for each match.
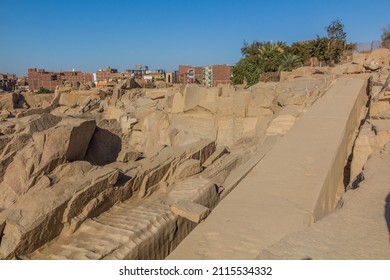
[1,0,389,76]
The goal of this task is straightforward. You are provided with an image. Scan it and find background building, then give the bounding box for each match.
[178,64,232,86]
[211,64,232,86]
[165,72,178,84]
[143,71,165,81]
[203,66,212,87]
[0,73,17,91]
[28,68,93,91]
[178,65,192,84]
[27,68,60,91]
[125,65,149,79]
[96,67,118,82]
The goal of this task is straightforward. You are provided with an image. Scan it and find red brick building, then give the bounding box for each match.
[62,71,93,83]
[0,73,17,91]
[96,68,118,82]
[178,65,192,84]
[178,64,232,86]
[28,68,93,91]
[194,67,204,84]
[211,65,232,86]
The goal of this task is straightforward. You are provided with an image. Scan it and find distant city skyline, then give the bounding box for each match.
[1,0,390,76]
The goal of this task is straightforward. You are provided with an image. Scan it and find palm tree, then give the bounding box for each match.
[257,41,287,72]
[258,41,286,56]
[278,53,302,72]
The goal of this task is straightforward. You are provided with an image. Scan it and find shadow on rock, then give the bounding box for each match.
[84,127,121,165]
[386,193,390,236]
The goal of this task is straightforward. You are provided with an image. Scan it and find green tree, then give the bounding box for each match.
[257,41,288,72]
[241,40,263,56]
[326,19,346,41]
[232,41,288,86]
[232,56,262,85]
[291,41,312,64]
[381,25,390,49]
[232,19,350,86]
[312,36,330,63]
[325,19,347,64]
[278,53,302,72]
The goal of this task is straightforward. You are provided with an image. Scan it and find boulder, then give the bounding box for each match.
[247,90,275,117]
[0,94,15,111]
[202,146,229,168]
[136,111,171,156]
[78,96,101,114]
[183,86,207,112]
[344,63,365,74]
[15,107,52,118]
[117,147,140,162]
[59,91,79,108]
[0,164,118,259]
[352,53,367,65]
[330,65,349,76]
[155,81,167,88]
[363,61,381,71]
[84,127,121,166]
[145,89,168,100]
[134,98,159,113]
[0,121,15,135]
[165,91,184,113]
[137,140,215,198]
[279,66,329,81]
[0,135,12,155]
[23,113,62,134]
[12,92,30,109]
[112,80,128,101]
[232,91,251,117]
[78,83,91,91]
[198,87,221,113]
[216,118,258,147]
[170,112,217,146]
[119,115,137,133]
[0,110,11,120]
[0,118,96,207]
[350,121,390,181]
[61,166,119,231]
[0,134,31,182]
[97,118,122,137]
[202,153,239,179]
[367,48,390,67]
[55,85,72,94]
[171,201,210,223]
[174,159,202,180]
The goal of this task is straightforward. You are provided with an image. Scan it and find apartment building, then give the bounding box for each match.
[0,73,17,91]
[28,68,93,91]
[178,64,232,86]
